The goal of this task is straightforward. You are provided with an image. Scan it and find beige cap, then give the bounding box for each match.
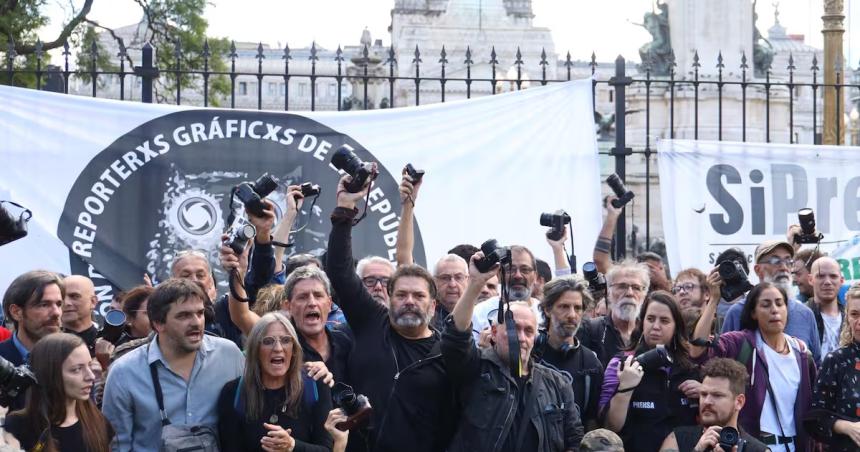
[754,240,795,263]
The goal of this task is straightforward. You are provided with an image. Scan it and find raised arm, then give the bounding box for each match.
[690,268,722,359]
[271,184,304,273]
[220,234,260,336]
[547,225,571,275]
[593,195,622,274]
[394,168,422,266]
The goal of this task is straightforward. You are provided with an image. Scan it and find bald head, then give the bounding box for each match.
[491,302,538,369]
[811,257,844,305]
[63,275,97,331]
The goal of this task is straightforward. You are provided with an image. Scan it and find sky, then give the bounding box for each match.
[38,0,860,65]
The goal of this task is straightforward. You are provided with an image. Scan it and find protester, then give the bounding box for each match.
[660,358,769,452]
[102,278,245,451]
[692,281,816,451]
[326,172,455,452]
[61,275,99,356]
[532,258,552,298]
[118,285,154,346]
[356,256,395,307]
[534,275,603,430]
[804,283,860,451]
[721,240,822,363]
[599,291,700,452]
[470,245,542,339]
[431,254,469,330]
[2,333,114,452]
[637,252,672,293]
[442,252,584,451]
[793,248,823,304]
[673,268,710,309]
[217,312,333,451]
[807,257,845,362]
[578,260,650,367]
[477,274,499,303]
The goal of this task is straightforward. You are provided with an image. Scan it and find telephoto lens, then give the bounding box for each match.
[582,262,607,293]
[606,173,635,208]
[331,146,377,193]
[794,208,822,244]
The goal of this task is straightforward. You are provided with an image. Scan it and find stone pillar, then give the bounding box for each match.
[822,0,845,144]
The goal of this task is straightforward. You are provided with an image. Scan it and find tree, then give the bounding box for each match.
[1,0,230,105]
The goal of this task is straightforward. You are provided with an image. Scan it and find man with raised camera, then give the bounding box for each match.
[533,275,603,430]
[660,358,769,452]
[442,251,584,451]
[102,278,245,451]
[325,163,456,452]
[0,270,63,409]
[720,240,821,363]
[577,260,650,367]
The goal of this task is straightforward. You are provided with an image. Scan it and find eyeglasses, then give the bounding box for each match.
[610,283,646,293]
[261,336,292,348]
[758,256,794,267]
[362,277,390,288]
[508,265,534,276]
[672,283,700,294]
[436,273,467,284]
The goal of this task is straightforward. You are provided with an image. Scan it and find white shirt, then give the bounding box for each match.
[820,311,843,361]
[471,296,543,342]
[757,332,800,452]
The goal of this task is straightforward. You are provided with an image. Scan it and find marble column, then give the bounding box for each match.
[822,0,845,144]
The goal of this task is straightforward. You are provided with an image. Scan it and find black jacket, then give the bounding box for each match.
[298,323,354,384]
[441,316,584,452]
[577,314,640,368]
[326,206,454,451]
[533,337,603,428]
[0,338,27,410]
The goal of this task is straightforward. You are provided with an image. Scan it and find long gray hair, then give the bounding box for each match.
[243,312,304,419]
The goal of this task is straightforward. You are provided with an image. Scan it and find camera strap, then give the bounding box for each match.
[290,191,321,236]
[351,180,375,226]
[566,222,577,273]
[495,266,523,378]
[147,346,171,427]
[758,339,792,452]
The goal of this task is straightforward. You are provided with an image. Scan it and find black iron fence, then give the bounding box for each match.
[4,39,859,260]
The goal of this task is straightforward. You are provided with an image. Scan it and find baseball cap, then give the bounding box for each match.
[754,240,795,263]
[580,428,624,452]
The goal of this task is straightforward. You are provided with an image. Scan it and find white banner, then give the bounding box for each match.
[659,139,860,281]
[0,80,601,312]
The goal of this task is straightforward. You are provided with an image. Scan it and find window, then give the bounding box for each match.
[239,82,247,96]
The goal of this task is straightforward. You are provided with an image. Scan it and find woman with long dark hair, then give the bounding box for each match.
[804,283,860,451]
[598,290,700,452]
[217,312,332,451]
[2,333,114,451]
[692,281,816,452]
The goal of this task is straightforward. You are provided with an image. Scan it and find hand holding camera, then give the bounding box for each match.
[540,209,570,241]
[616,355,645,392]
[399,164,424,206]
[789,208,823,245]
[219,233,250,281]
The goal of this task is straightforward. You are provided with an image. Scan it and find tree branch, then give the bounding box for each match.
[83,18,135,68]
[11,0,94,55]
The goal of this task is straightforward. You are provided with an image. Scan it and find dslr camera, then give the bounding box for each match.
[582,261,607,295]
[607,173,635,208]
[224,217,257,255]
[718,259,753,301]
[331,146,378,193]
[332,383,372,431]
[634,344,673,372]
[539,210,570,241]
[475,239,512,273]
[718,426,743,452]
[234,174,279,217]
[98,309,128,344]
[300,182,321,197]
[405,163,425,182]
[793,208,823,244]
[0,356,36,408]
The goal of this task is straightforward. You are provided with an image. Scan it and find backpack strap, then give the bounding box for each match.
[302,373,319,407]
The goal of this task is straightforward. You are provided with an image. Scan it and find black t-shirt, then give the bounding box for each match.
[500,375,538,452]
[391,332,435,373]
[65,324,99,357]
[4,414,114,452]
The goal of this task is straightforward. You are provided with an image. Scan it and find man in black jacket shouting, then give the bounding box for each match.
[442,251,584,452]
[326,173,456,452]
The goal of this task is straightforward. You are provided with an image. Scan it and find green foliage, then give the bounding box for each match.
[74,25,118,86]
[0,0,49,88]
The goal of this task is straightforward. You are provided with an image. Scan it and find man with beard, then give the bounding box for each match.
[659,358,768,452]
[470,245,542,340]
[431,254,469,330]
[807,257,845,363]
[103,279,245,451]
[673,268,710,310]
[0,270,64,409]
[576,260,650,367]
[720,240,821,362]
[357,256,395,307]
[327,173,457,452]
[442,254,584,451]
[533,276,603,430]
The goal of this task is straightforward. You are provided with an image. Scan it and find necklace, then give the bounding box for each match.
[269,401,287,424]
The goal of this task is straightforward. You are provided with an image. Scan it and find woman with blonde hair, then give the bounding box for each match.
[217,312,332,451]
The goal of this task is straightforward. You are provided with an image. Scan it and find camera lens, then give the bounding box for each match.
[539,213,554,227]
[104,309,127,327]
[331,146,363,175]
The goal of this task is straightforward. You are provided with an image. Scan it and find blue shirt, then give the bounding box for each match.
[11,332,29,363]
[721,297,822,363]
[102,334,245,452]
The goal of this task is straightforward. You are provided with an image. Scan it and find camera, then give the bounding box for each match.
[0,356,36,408]
[474,239,512,273]
[405,163,425,183]
[234,174,279,217]
[718,426,740,452]
[331,146,378,193]
[98,309,127,344]
[794,208,823,244]
[607,173,635,208]
[582,262,607,294]
[300,182,321,197]
[332,383,372,431]
[0,201,32,247]
[634,344,673,372]
[718,260,753,301]
[224,217,257,255]
[539,209,571,241]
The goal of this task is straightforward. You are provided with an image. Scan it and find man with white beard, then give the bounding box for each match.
[720,240,821,362]
[576,260,650,367]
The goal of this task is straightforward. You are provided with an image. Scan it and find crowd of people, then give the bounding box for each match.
[0,167,858,452]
